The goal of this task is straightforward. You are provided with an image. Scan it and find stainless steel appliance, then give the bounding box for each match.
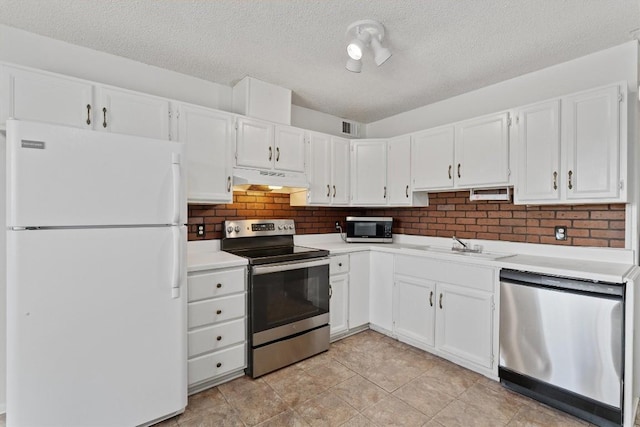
[345,216,393,243]
[221,219,330,378]
[499,269,625,427]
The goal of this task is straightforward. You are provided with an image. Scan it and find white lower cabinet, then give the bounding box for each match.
[329,252,371,340]
[329,273,349,337]
[369,252,395,334]
[187,266,246,394]
[393,255,497,376]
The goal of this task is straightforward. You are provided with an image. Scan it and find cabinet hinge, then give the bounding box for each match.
[618,93,624,103]
[619,180,624,190]
[491,299,495,311]
[515,115,519,124]
[168,110,172,119]
[491,354,495,366]
[176,110,180,119]
[507,168,511,177]
[507,116,512,127]
[234,119,238,130]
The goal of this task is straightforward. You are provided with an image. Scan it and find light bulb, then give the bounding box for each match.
[346,39,364,60]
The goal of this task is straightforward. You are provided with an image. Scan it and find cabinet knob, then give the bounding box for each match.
[338,263,342,267]
[216,309,222,315]
[216,362,222,368]
[216,336,222,341]
[216,283,222,289]
[86,104,91,125]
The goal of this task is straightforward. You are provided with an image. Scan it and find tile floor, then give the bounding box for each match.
[0,329,635,426]
[154,330,621,427]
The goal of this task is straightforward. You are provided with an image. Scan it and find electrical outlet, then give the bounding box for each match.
[555,226,567,241]
[335,221,341,230]
[197,224,205,238]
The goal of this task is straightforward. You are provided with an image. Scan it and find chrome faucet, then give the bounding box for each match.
[451,236,481,253]
[452,236,467,249]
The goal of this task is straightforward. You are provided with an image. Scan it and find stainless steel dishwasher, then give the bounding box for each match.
[499,269,624,427]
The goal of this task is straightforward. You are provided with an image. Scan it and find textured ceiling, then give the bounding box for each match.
[0,0,638,123]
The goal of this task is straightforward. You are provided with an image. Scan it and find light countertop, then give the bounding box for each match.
[187,250,247,273]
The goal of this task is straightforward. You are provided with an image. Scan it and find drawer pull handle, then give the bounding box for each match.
[333,185,336,198]
[276,146,280,161]
[227,176,232,192]
[439,293,443,309]
[86,104,91,125]
[268,146,273,161]
[102,107,107,128]
[216,362,222,368]
[329,284,333,299]
[457,163,461,179]
[568,170,573,190]
[448,164,452,180]
[216,336,222,341]
[326,184,330,197]
[429,291,433,307]
[383,186,387,198]
[553,171,558,190]
[216,283,222,289]
[216,309,222,315]
[406,185,409,198]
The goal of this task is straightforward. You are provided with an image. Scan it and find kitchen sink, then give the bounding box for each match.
[418,246,513,260]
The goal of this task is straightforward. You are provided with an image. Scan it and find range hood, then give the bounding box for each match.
[232,168,309,193]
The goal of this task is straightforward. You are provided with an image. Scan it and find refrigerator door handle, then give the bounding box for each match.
[171,227,181,298]
[171,153,181,225]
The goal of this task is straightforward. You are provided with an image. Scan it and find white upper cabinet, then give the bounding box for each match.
[1,65,93,129]
[95,86,171,140]
[331,137,350,205]
[235,117,305,173]
[235,117,275,169]
[177,104,234,204]
[412,126,455,190]
[564,84,624,201]
[387,135,412,205]
[454,112,510,188]
[351,139,388,205]
[274,125,305,172]
[514,83,626,205]
[514,100,561,203]
[1,64,171,140]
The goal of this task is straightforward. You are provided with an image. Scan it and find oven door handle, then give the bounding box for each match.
[252,258,330,275]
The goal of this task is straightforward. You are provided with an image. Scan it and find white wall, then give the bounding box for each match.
[291,105,361,138]
[0,25,234,111]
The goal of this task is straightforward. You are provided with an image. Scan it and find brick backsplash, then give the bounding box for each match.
[188,191,626,248]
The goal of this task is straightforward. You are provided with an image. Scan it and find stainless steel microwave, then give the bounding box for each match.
[345,217,393,243]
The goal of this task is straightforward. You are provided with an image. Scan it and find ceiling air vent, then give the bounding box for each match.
[342,121,359,137]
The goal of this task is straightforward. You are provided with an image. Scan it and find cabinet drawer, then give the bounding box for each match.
[188,268,245,302]
[330,255,350,275]
[188,294,245,328]
[188,318,246,357]
[188,343,246,385]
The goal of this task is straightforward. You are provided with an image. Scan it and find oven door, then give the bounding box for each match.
[251,258,330,346]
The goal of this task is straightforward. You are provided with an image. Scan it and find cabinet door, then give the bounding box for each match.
[96,86,170,140]
[331,137,350,205]
[411,126,455,190]
[454,113,510,188]
[274,125,305,172]
[348,251,369,329]
[564,85,622,201]
[394,276,435,349]
[435,282,493,369]
[387,135,412,205]
[307,132,331,204]
[329,274,349,337]
[514,100,561,204]
[369,252,394,333]
[351,140,387,205]
[177,104,233,204]
[235,117,274,169]
[1,65,92,129]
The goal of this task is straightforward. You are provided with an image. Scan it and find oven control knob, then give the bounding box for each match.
[234,226,240,232]
[278,225,283,230]
[288,225,294,230]
[226,226,233,234]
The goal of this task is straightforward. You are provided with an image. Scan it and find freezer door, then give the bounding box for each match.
[6,119,186,227]
[500,282,622,408]
[6,226,187,427]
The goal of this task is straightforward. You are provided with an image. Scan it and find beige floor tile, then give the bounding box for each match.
[256,409,310,427]
[392,374,455,418]
[339,413,379,426]
[179,388,235,422]
[361,395,430,426]
[458,382,526,423]
[331,375,389,411]
[295,391,359,427]
[177,412,244,427]
[363,355,426,392]
[507,403,590,426]
[305,360,356,389]
[420,359,480,397]
[218,375,266,401]
[295,350,335,371]
[266,368,327,407]
[154,418,179,427]
[224,381,289,426]
[433,399,508,427]
[423,421,446,427]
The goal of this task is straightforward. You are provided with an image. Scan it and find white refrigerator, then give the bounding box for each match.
[5,119,187,426]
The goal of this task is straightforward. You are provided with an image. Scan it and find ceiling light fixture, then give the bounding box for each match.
[345,19,392,72]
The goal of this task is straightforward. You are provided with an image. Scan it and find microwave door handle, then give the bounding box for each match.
[252,258,330,275]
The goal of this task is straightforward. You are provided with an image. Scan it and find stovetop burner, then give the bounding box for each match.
[220,219,329,265]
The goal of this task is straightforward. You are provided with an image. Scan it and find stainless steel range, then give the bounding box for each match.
[221,219,330,378]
